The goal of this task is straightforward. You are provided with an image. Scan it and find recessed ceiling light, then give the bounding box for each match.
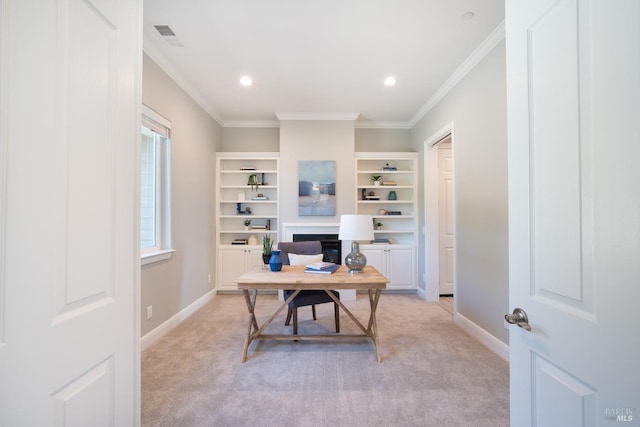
[461,11,475,21]
[240,76,252,86]
[384,76,396,86]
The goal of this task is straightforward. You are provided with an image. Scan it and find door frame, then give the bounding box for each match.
[423,121,456,305]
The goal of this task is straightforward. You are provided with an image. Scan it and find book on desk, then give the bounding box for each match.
[304,262,340,274]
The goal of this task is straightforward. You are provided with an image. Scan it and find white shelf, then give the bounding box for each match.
[355,152,418,289]
[216,152,279,291]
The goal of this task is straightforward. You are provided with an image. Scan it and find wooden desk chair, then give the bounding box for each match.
[278,241,340,335]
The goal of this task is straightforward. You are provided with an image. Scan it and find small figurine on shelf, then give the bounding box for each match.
[244,219,252,230]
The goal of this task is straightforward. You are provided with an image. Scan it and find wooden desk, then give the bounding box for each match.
[235,265,388,363]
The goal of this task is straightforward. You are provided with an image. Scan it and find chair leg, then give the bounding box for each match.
[285,307,292,326]
[311,304,317,320]
[292,307,298,335]
[334,302,340,333]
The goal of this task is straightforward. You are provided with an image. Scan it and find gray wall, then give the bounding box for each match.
[355,128,412,152]
[141,54,222,336]
[279,120,356,226]
[411,40,509,344]
[221,127,279,152]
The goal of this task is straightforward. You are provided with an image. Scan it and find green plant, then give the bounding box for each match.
[262,235,274,255]
[244,219,252,227]
[371,175,382,182]
[374,221,383,229]
[247,174,259,191]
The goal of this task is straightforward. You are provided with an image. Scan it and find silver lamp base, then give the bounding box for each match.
[344,241,367,274]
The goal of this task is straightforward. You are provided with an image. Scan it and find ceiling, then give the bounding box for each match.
[143,0,505,128]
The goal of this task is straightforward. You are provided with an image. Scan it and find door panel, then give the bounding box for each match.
[55,0,117,318]
[528,0,593,311]
[506,0,640,425]
[438,139,453,295]
[0,0,141,424]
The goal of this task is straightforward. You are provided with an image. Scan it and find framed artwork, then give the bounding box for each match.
[298,160,336,216]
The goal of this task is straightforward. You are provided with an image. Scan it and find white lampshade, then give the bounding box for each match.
[338,215,374,241]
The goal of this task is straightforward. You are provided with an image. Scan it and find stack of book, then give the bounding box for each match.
[371,238,391,244]
[304,262,340,274]
[381,181,397,186]
[231,239,248,245]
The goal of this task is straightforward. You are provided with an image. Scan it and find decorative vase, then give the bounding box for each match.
[262,253,271,265]
[374,181,381,186]
[269,250,283,272]
[388,190,397,200]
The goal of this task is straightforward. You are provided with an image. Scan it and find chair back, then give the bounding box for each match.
[277,241,323,265]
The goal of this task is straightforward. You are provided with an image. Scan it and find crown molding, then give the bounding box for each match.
[275,112,360,121]
[143,36,225,127]
[408,21,505,128]
[354,121,412,129]
[223,120,280,128]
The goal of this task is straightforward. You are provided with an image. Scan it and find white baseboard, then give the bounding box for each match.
[454,312,509,362]
[141,290,216,351]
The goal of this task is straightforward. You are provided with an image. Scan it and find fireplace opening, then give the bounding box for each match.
[293,233,342,265]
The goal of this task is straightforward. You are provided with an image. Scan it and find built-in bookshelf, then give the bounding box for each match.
[355,152,417,289]
[216,152,279,291]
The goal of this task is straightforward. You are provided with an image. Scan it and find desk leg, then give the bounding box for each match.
[368,289,383,363]
[242,289,258,363]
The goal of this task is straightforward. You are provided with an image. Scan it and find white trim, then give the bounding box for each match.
[141,289,215,351]
[142,104,171,129]
[275,112,360,121]
[454,312,509,362]
[140,248,175,266]
[0,0,8,346]
[354,121,412,129]
[423,122,455,302]
[223,120,280,128]
[409,22,505,128]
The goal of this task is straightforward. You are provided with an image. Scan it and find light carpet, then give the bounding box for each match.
[142,293,509,426]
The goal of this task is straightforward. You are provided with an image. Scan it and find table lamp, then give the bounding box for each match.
[338,214,374,274]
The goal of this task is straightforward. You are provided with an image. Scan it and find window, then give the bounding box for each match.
[140,105,173,265]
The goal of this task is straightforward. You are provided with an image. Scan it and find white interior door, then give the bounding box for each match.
[506,0,640,425]
[0,0,141,425]
[438,139,454,295]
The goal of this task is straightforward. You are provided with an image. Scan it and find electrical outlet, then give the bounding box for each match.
[147,305,153,320]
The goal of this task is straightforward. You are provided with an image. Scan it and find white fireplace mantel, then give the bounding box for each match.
[282,222,341,241]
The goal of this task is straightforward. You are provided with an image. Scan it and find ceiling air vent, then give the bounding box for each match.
[153,24,183,47]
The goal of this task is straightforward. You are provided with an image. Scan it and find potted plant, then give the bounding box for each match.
[374,221,383,230]
[244,219,252,230]
[371,175,382,186]
[262,235,274,264]
[247,174,259,191]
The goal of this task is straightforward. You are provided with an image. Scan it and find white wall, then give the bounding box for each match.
[141,54,222,336]
[411,40,509,344]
